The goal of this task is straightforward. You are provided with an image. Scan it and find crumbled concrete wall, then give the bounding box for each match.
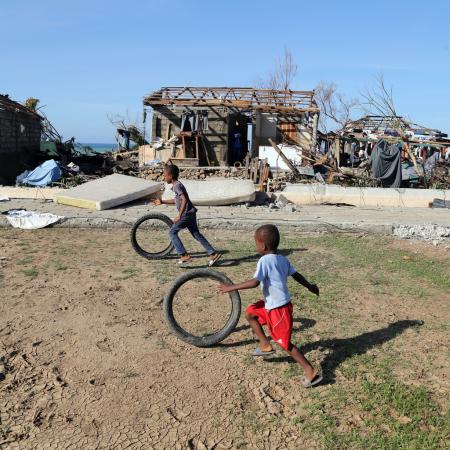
[0,108,42,184]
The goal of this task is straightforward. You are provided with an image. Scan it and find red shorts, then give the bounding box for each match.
[246,300,293,350]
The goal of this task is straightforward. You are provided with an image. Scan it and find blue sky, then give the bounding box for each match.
[1,0,449,142]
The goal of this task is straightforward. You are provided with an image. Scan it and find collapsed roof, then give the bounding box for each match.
[342,115,447,140]
[144,87,319,114]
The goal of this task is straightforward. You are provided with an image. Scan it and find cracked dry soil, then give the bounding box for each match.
[0,228,449,449]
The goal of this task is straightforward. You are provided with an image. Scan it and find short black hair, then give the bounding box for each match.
[164,163,179,179]
[255,224,280,250]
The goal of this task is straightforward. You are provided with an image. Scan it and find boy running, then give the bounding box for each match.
[219,224,322,387]
[154,164,221,266]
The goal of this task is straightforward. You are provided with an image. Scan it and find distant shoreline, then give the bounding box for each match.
[79,143,116,153]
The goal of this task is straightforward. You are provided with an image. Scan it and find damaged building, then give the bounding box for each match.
[325,115,450,167]
[0,95,43,184]
[143,87,319,167]
[319,115,450,188]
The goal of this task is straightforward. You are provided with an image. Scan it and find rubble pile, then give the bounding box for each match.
[139,165,249,182]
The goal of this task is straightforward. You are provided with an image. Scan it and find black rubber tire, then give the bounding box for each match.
[130,213,174,259]
[163,269,241,347]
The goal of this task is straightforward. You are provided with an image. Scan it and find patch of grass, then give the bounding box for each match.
[242,410,262,433]
[54,261,68,271]
[121,267,139,280]
[122,370,139,378]
[243,355,255,366]
[282,364,300,381]
[307,235,450,293]
[22,268,38,278]
[16,257,33,266]
[298,356,449,450]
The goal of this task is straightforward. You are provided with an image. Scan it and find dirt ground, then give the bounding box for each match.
[0,227,449,449]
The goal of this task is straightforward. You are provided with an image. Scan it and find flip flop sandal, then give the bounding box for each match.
[302,373,323,388]
[208,253,222,267]
[252,347,275,357]
[177,257,192,265]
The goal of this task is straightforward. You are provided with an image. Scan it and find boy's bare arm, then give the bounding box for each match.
[153,198,175,205]
[177,194,187,217]
[291,272,319,296]
[219,278,259,294]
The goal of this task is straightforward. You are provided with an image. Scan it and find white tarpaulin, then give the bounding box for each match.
[5,210,64,229]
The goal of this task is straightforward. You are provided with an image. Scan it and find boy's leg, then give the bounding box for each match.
[185,214,217,256]
[245,301,273,352]
[169,219,188,256]
[268,304,318,381]
[287,345,317,381]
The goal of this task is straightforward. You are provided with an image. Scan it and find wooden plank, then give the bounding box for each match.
[165,122,171,141]
[180,136,186,158]
[200,136,211,166]
[258,159,270,192]
[404,143,421,177]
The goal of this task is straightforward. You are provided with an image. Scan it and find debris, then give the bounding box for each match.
[283,204,296,213]
[4,209,63,229]
[321,115,450,189]
[393,224,450,241]
[432,198,450,209]
[0,195,9,202]
[55,174,163,210]
[67,162,80,173]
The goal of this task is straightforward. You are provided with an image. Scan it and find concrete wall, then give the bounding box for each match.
[282,184,450,208]
[255,113,277,147]
[255,112,313,150]
[0,108,42,184]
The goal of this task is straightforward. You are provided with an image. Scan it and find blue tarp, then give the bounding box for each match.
[19,159,61,186]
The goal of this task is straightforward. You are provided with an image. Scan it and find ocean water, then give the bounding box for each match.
[79,143,116,153]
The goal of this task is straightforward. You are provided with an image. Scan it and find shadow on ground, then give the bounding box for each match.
[180,248,308,269]
[265,320,424,384]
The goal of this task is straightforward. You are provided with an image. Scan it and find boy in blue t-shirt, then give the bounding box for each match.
[219,224,322,387]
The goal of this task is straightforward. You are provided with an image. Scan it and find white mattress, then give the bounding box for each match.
[55,174,163,210]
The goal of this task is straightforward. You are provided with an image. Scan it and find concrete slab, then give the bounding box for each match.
[282,184,450,208]
[162,178,256,206]
[1,198,449,242]
[54,174,163,210]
